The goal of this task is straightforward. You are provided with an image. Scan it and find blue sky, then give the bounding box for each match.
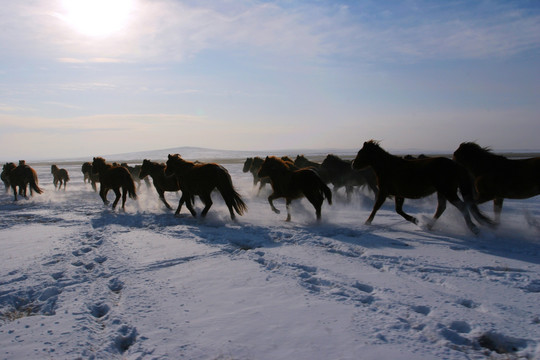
[1,0,539,160]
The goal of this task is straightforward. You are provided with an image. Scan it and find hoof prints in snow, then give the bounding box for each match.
[115,325,138,353]
[254,252,377,305]
[89,302,110,319]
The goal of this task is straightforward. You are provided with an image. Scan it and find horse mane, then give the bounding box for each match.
[268,156,296,170]
[364,140,392,156]
[144,159,166,170]
[457,142,507,162]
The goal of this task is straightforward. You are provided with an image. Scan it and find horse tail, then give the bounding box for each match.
[456,164,494,227]
[217,168,247,216]
[29,177,43,195]
[320,176,333,205]
[125,171,138,200]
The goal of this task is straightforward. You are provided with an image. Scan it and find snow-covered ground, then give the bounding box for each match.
[1,150,539,360]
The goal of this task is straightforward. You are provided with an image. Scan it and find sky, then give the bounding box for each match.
[0,0,539,160]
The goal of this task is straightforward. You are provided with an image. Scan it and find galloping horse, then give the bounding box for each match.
[453,142,540,223]
[258,156,332,222]
[51,165,70,190]
[81,162,99,191]
[92,157,137,210]
[165,154,247,220]
[5,160,43,201]
[139,159,181,210]
[352,141,493,234]
[321,154,378,200]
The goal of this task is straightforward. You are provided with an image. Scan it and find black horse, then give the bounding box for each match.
[352,141,493,234]
[454,142,540,223]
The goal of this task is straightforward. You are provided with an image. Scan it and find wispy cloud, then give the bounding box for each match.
[1,1,539,65]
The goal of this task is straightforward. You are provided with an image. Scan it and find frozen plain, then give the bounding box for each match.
[0,148,539,360]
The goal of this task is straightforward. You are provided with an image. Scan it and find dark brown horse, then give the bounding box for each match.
[165,154,247,220]
[352,141,493,234]
[453,142,540,223]
[5,161,43,201]
[321,154,378,200]
[92,157,137,210]
[139,159,181,210]
[258,156,332,222]
[81,162,99,191]
[51,164,70,190]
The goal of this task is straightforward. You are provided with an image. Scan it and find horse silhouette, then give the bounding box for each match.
[352,140,493,234]
[258,156,332,222]
[4,160,43,201]
[92,157,137,210]
[51,164,70,190]
[166,154,247,220]
[139,159,181,210]
[453,142,540,223]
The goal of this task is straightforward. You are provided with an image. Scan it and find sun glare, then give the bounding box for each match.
[59,0,135,37]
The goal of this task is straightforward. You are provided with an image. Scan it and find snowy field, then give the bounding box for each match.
[1,149,539,360]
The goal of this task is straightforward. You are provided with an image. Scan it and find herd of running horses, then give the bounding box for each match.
[1,141,539,234]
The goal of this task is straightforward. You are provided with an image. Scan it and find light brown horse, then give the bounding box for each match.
[92,157,137,210]
[139,159,181,210]
[352,141,493,234]
[51,164,70,190]
[5,161,43,201]
[453,142,540,223]
[165,154,247,220]
[258,156,332,222]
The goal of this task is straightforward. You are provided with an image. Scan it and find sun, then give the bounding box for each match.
[59,0,135,37]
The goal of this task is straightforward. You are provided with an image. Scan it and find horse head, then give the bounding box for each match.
[139,159,151,179]
[243,158,253,173]
[92,157,107,174]
[352,140,382,170]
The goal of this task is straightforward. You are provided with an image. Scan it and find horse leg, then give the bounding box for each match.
[174,197,184,215]
[426,193,447,230]
[121,188,128,210]
[99,187,110,205]
[285,198,292,222]
[158,190,172,210]
[200,193,213,217]
[366,191,387,224]
[304,190,323,221]
[493,198,503,224]
[447,193,479,235]
[12,185,18,201]
[268,193,281,214]
[395,196,419,225]
[222,196,237,221]
[112,188,122,209]
[184,196,198,217]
